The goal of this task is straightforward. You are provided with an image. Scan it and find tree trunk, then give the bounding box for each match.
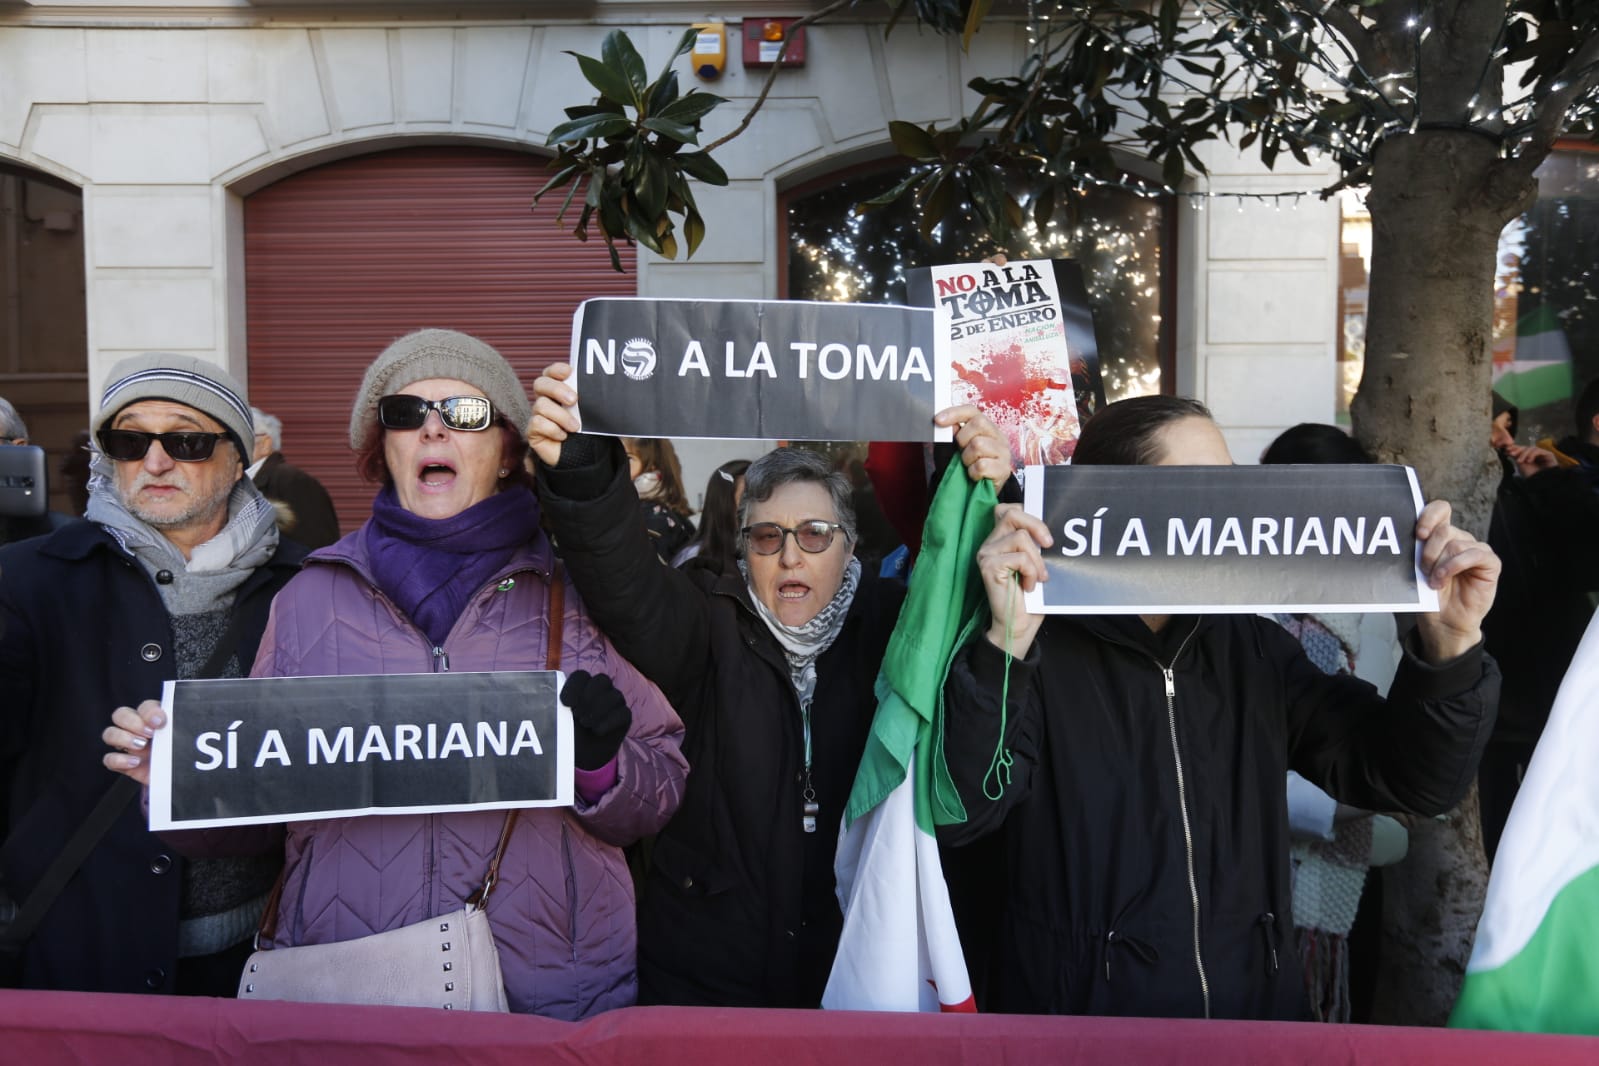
[1351,130,1534,1026]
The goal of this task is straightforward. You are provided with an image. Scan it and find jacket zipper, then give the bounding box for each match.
[432,646,451,671]
[1158,622,1210,1019]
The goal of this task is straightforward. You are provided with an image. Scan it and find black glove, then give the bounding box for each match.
[562,670,631,771]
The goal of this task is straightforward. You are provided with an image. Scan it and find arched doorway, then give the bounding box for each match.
[0,163,88,515]
[244,145,637,534]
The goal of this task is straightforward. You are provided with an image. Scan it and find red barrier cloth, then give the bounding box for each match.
[1,991,1594,1066]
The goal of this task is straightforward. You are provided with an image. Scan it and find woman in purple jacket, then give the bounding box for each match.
[104,329,688,1018]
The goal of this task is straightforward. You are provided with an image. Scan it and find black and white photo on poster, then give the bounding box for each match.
[1021,464,1441,614]
[568,297,953,442]
[148,671,573,830]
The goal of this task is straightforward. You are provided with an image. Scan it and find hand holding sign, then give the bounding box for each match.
[935,403,1014,488]
[977,502,1053,658]
[102,698,165,786]
[527,362,581,467]
[1413,499,1502,663]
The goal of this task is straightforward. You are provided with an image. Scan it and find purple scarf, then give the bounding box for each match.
[365,484,543,646]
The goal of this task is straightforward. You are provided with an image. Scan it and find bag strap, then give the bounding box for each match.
[254,562,568,942]
[546,560,564,671]
[0,776,140,953]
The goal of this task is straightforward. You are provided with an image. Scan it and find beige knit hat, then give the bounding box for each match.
[349,329,532,450]
[94,352,255,460]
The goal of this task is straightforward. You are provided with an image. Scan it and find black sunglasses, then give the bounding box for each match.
[378,394,495,432]
[96,428,230,463]
[742,521,846,556]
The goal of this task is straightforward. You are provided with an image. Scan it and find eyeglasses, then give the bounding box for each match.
[378,395,495,432]
[742,521,846,556]
[96,428,230,463]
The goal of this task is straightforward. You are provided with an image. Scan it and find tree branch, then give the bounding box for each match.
[1503,32,1599,184]
[704,0,855,153]
[1285,0,1379,81]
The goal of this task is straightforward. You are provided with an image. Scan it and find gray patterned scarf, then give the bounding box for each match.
[739,556,862,707]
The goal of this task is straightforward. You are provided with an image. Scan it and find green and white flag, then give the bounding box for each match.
[1451,611,1599,1034]
[823,458,996,1012]
[1493,305,1574,411]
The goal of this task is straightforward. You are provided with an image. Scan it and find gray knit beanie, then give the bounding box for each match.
[94,353,255,460]
[349,329,532,450]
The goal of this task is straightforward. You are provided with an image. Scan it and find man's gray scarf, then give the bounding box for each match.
[85,452,280,663]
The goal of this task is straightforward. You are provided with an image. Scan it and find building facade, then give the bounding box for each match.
[0,2,1344,522]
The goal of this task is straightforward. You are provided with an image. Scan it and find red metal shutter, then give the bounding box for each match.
[245,145,635,535]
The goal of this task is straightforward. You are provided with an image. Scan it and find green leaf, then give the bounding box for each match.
[919,171,954,243]
[532,162,581,204]
[637,154,670,219]
[855,169,923,209]
[1032,186,1056,231]
[659,26,698,82]
[624,208,664,255]
[684,207,707,258]
[646,69,681,118]
[659,92,727,125]
[677,151,730,186]
[601,30,649,105]
[1159,0,1181,41]
[642,116,700,144]
[1261,139,1280,170]
[547,113,633,145]
[889,120,940,161]
[569,51,637,107]
[962,0,992,51]
[1162,148,1185,189]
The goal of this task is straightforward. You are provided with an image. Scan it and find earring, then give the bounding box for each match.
[498,468,509,478]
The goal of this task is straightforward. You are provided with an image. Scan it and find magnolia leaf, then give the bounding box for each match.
[601,30,649,104]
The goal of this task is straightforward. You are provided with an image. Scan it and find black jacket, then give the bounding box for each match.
[253,451,341,550]
[539,444,903,1007]
[0,519,304,993]
[1485,449,1599,743]
[939,613,1498,1019]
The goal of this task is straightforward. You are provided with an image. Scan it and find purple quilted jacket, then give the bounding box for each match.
[249,526,687,1019]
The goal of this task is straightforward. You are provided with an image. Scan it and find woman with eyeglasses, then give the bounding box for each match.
[104,329,688,1017]
[527,361,1011,1008]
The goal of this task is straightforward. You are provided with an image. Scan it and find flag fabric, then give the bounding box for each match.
[822,457,998,1013]
[1450,611,1599,1034]
[1493,305,1574,411]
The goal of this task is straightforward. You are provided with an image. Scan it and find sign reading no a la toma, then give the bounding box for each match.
[148,671,573,830]
[569,297,953,442]
[1022,465,1441,615]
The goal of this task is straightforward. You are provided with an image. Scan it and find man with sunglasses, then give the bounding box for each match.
[0,353,305,996]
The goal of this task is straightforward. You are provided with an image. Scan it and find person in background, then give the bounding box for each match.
[105,329,688,1017]
[0,397,25,446]
[1481,378,1599,862]
[1,355,305,994]
[938,395,1500,1020]
[248,407,341,550]
[0,396,68,546]
[1260,421,1409,1023]
[527,361,1011,1008]
[672,458,750,572]
[623,436,696,564]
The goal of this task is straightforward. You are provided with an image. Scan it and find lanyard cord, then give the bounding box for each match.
[982,576,1017,801]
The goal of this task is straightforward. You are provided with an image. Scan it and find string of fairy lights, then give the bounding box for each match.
[1007,0,1599,209]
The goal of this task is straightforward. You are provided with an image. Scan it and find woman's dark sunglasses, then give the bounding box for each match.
[742,521,845,556]
[378,394,495,432]
[96,428,229,463]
